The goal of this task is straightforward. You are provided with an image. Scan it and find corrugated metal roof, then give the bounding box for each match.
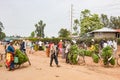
[92,27,117,33]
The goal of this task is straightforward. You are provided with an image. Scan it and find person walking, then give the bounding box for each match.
[20,40,31,65]
[50,42,60,67]
[112,40,117,58]
[38,41,43,50]
[45,42,50,57]
[58,40,63,56]
[20,40,27,53]
[65,41,71,63]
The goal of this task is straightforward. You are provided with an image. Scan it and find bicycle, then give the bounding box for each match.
[117,54,120,66]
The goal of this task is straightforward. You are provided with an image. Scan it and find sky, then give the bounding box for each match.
[0,0,120,37]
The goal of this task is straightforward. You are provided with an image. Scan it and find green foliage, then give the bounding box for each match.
[34,44,39,51]
[70,44,79,54]
[28,37,39,42]
[27,37,72,45]
[92,54,99,63]
[84,50,92,56]
[80,9,103,35]
[100,14,109,27]
[0,21,4,32]
[94,44,99,53]
[100,14,120,29]
[109,16,120,29]
[15,49,28,64]
[109,58,115,65]
[73,19,79,36]
[35,20,46,38]
[0,32,6,40]
[78,49,85,55]
[58,28,70,38]
[101,46,112,59]
[68,44,79,64]
[30,31,35,38]
[101,46,115,65]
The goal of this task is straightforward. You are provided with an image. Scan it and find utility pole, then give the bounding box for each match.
[70,4,73,37]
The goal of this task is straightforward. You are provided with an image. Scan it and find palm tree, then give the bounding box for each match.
[35,20,46,38]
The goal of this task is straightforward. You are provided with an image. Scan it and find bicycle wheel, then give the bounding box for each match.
[14,64,20,69]
[77,54,85,65]
[117,57,120,66]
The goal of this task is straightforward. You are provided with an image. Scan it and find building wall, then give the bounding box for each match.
[94,32,116,39]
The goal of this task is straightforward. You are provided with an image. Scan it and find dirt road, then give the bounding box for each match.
[0,45,120,80]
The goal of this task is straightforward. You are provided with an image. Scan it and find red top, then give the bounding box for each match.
[58,41,63,48]
[49,43,54,49]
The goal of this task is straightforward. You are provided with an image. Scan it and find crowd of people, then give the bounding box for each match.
[3,39,71,70]
[2,38,118,71]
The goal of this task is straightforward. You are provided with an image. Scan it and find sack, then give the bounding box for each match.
[14,56,19,63]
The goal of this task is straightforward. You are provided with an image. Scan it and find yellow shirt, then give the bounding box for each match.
[90,45,95,51]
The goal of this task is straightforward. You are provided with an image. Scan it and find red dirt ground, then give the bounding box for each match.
[0,45,120,80]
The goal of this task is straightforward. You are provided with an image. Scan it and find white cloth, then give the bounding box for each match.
[113,40,117,51]
[38,41,42,46]
[103,42,108,48]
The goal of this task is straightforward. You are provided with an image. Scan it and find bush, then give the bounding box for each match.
[28,37,72,44]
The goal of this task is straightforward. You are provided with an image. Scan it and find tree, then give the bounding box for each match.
[30,31,35,38]
[0,32,6,40]
[109,16,120,29]
[35,20,46,38]
[80,9,103,35]
[73,19,79,36]
[0,21,5,40]
[0,21,4,32]
[100,14,109,27]
[58,28,70,38]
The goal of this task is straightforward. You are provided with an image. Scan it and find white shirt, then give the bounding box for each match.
[113,41,117,51]
[38,41,42,46]
[103,42,108,48]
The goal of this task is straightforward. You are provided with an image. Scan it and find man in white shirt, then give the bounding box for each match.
[38,41,42,50]
[112,40,117,58]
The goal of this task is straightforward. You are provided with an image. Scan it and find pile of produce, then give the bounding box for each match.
[84,50,92,56]
[91,44,100,63]
[101,46,115,65]
[34,44,39,51]
[68,44,98,64]
[92,53,99,63]
[68,44,79,64]
[94,44,99,53]
[15,49,28,64]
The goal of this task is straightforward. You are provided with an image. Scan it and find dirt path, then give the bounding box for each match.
[0,45,120,80]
